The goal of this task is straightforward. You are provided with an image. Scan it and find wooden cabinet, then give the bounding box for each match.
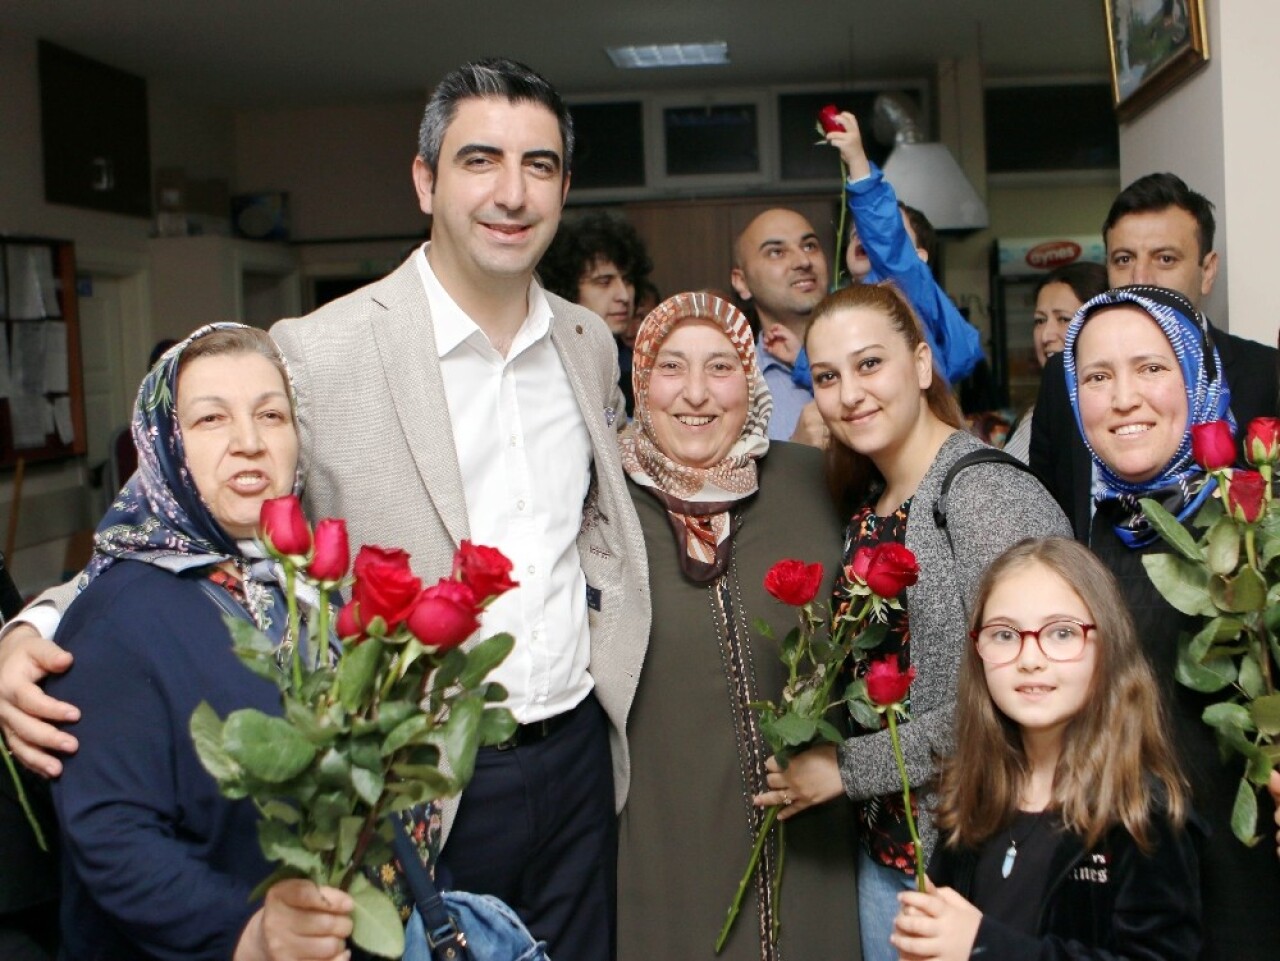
[0,236,86,467]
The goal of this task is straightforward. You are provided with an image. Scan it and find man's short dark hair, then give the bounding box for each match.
[1102,172,1216,259]
[538,212,653,302]
[417,58,573,177]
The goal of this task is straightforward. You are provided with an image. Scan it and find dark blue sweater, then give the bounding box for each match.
[49,560,280,961]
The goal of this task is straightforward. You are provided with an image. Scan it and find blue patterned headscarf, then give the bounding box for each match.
[1063,285,1234,548]
[82,323,302,586]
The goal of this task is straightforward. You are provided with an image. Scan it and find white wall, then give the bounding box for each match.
[1118,0,1277,348]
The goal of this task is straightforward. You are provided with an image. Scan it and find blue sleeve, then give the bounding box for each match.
[49,581,260,961]
[791,349,812,390]
[848,165,985,383]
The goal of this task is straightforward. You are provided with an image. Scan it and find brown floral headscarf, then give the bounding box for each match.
[619,292,771,582]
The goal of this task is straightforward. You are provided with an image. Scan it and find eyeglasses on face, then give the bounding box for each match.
[969,619,1095,666]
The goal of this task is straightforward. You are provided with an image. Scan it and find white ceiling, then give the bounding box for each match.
[0,1,1111,108]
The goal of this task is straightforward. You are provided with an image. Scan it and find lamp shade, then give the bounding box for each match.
[882,141,989,231]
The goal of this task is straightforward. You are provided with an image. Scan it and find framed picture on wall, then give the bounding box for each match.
[1104,0,1209,122]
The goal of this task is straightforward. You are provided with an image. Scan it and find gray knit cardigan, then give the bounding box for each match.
[835,430,1071,862]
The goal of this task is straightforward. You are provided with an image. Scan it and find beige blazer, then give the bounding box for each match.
[271,255,651,838]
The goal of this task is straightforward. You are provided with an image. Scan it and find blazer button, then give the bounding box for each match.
[576,325,583,334]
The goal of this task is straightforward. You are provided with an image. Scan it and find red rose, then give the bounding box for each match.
[1227,469,1267,524]
[817,104,845,134]
[348,546,422,632]
[862,543,920,599]
[1190,421,1236,471]
[407,579,481,650]
[259,495,311,556]
[764,559,824,607]
[308,519,349,582]
[847,547,872,583]
[865,659,916,707]
[336,601,364,641]
[452,540,518,602]
[1245,417,1280,467]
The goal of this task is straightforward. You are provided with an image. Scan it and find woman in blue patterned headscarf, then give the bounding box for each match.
[1062,284,1280,961]
[47,323,360,961]
[1064,284,1232,548]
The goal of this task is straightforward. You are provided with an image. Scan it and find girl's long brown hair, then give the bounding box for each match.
[933,537,1187,853]
[803,283,964,514]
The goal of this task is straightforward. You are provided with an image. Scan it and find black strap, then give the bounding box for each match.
[391,817,472,961]
[932,448,1037,533]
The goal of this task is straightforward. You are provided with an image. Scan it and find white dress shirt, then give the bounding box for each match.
[414,248,595,724]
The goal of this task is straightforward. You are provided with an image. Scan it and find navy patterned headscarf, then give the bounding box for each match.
[82,323,302,586]
[1063,285,1234,548]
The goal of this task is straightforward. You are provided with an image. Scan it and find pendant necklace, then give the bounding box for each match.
[1001,811,1046,879]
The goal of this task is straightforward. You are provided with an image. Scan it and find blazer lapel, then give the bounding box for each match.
[369,262,471,547]
[550,314,615,466]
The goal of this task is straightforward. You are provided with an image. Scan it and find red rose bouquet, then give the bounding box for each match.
[1141,417,1280,845]
[716,543,920,950]
[193,497,518,957]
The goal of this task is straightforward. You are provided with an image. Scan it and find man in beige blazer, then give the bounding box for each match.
[0,59,649,961]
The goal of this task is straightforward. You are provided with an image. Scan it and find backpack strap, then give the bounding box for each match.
[932,448,1037,533]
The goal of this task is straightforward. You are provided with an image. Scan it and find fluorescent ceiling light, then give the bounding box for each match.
[606,42,729,69]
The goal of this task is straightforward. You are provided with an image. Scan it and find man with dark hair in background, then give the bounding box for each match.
[1031,171,1278,538]
[539,211,653,415]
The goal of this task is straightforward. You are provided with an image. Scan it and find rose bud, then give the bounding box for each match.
[848,547,874,586]
[862,543,920,599]
[1190,421,1236,471]
[1245,417,1280,467]
[453,540,519,602]
[1226,469,1267,524]
[407,579,481,650]
[336,601,364,641]
[817,104,845,134]
[865,659,916,707]
[308,519,349,582]
[764,559,825,607]
[349,546,422,632]
[259,495,312,556]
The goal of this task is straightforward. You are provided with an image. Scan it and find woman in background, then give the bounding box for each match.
[1002,262,1107,463]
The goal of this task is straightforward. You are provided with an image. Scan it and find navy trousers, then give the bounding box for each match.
[438,692,616,961]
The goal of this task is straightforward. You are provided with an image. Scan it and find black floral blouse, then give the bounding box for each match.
[834,497,920,877]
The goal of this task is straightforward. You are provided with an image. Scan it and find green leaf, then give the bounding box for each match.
[1202,702,1254,735]
[851,622,888,653]
[752,617,775,640]
[316,747,352,789]
[225,616,285,687]
[258,800,301,825]
[337,638,383,712]
[350,765,385,807]
[1142,553,1214,617]
[457,633,515,688]
[1206,517,1241,576]
[382,714,433,756]
[1187,617,1245,662]
[375,700,419,734]
[1174,635,1236,693]
[389,763,455,796]
[814,719,845,744]
[348,874,407,959]
[1238,652,1266,700]
[765,712,819,748]
[223,710,316,783]
[258,819,324,877]
[337,815,364,866]
[1230,777,1261,847]
[1139,498,1205,562]
[1209,567,1268,614]
[432,695,484,787]
[1250,693,1280,737]
[349,735,383,773]
[189,701,241,784]
[475,706,517,747]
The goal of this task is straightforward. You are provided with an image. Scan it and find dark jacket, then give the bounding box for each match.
[930,811,1202,961]
[1030,321,1279,540]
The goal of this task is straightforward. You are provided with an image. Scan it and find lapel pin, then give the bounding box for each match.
[604,407,617,427]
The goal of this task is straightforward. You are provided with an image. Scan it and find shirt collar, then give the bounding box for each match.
[414,243,553,359]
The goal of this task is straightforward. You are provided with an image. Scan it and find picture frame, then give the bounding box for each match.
[1104,0,1209,122]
